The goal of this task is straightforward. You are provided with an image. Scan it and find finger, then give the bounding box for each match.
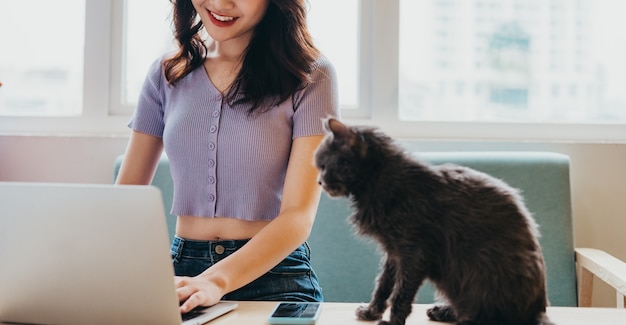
[176,285,196,302]
[180,291,206,313]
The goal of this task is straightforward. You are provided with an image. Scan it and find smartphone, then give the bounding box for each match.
[268,302,322,325]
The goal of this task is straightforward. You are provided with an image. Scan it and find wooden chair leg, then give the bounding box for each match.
[578,267,593,307]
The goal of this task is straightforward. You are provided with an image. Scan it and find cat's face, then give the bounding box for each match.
[314,118,362,197]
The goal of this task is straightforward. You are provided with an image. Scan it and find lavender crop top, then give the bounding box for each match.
[129,55,339,221]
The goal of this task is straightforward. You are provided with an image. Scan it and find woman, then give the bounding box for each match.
[115,0,339,313]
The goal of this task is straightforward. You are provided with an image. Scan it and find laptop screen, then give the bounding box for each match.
[0,182,187,324]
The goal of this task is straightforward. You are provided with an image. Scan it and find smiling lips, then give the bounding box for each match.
[209,10,238,27]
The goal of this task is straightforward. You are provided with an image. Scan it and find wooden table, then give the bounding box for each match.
[209,301,626,324]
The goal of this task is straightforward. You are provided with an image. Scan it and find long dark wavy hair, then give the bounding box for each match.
[163,0,320,113]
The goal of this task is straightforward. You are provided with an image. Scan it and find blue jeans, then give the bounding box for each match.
[170,236,323,302]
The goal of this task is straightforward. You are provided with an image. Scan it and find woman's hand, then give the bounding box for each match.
[175,275,226,313]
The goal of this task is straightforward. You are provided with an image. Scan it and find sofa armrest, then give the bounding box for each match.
[575,248,626,308]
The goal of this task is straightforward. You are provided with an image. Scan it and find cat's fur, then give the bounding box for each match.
[313,118,553,325]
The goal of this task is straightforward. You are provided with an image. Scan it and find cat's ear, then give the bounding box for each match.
[324,118,356,145]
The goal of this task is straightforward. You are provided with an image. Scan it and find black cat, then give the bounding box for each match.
[313,118,553,325]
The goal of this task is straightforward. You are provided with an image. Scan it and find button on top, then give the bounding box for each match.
[215,245,225,254]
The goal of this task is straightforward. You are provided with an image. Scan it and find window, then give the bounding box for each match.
[0,0,85,116]
[1,0,626,141]
[398,0,626,125]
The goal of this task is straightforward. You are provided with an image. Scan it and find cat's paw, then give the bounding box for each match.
[355,305,383,321]
[427,305,457,322]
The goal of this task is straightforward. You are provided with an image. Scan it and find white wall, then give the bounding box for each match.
[1,134,625,307]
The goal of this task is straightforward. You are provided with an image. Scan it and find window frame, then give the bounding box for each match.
[1,0,625,142]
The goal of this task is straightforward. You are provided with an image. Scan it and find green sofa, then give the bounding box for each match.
[307,151,576,305]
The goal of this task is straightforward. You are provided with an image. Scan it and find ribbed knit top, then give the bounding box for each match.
[129,55,339,221]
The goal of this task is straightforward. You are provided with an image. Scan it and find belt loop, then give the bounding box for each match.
[171,236,185,263]
[303,241,311,258]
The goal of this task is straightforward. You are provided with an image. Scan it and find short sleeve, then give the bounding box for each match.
[292,56,341,139]
[128,57,166,137]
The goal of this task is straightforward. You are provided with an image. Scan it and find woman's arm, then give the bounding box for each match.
[116,130,164,185]
[176,134,324,311]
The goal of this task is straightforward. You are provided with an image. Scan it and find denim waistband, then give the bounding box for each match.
[171,235,249,257]
[172,236,250,249]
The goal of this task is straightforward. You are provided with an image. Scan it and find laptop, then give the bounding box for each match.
[0,182,237,325]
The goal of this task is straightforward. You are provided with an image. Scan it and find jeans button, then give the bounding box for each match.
[215,245,225,254]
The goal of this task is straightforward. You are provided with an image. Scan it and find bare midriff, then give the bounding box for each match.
[175,215,271,241]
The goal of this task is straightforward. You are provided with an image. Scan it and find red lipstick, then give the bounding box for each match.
[208,10,238,27]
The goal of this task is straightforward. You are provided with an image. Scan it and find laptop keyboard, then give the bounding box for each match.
[181,306,209,321]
